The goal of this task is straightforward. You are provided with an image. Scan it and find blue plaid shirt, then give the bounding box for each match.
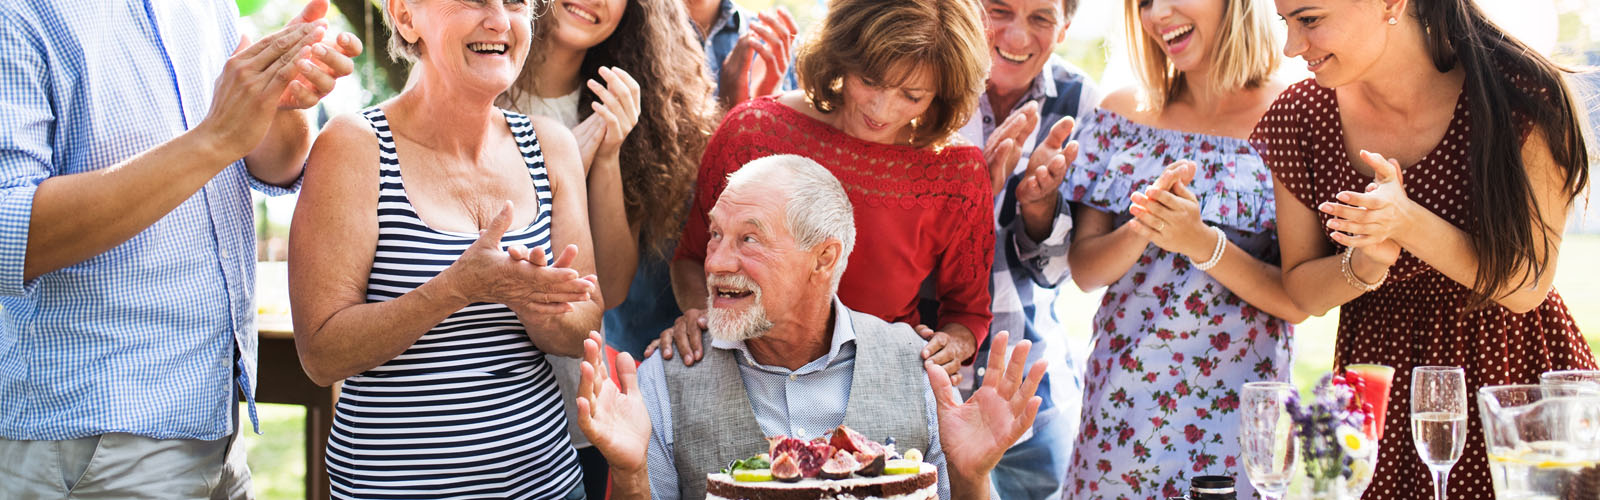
[0,0,288,441]
[955,54,1100,434]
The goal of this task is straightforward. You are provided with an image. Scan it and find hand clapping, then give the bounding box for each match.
[275,0,363,110]
[446,200,597,314]
[1127,161,1217,261]
[717,7,799,109]
[572,66,642,173]
[1317,150,1408,266]
[983,102,1041,195]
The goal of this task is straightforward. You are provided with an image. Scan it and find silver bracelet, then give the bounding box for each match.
[1191,226,1227,271]
[1341,246,1388,291]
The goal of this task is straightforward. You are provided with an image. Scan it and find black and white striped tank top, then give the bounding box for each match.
[325,108,582,500]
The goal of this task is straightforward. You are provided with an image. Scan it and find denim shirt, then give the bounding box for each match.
[697,0,797,94]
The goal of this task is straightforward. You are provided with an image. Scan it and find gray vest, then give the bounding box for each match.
[663,310,932,500]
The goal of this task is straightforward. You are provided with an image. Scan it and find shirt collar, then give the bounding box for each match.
[1028,54,1062,100]
[710,296,856,373]
[705,0,741,42]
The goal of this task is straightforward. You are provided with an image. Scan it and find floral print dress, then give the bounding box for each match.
[1062,109,1293,500]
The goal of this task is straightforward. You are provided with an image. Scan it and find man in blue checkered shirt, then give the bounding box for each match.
[0,0,359,497]
[953,0,1101,498]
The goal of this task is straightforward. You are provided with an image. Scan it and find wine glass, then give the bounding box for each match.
[1241,381,1299,500]
[1412,366,1468,500]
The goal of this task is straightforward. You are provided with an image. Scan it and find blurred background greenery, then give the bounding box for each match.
[239,0,1600,498]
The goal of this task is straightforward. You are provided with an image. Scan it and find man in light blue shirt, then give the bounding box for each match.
[0,0,359,496]
[570,155,1050,500]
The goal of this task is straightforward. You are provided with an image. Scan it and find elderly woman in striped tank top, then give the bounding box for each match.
[287,0,602,498]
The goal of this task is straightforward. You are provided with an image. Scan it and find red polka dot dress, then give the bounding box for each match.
[1250,80,1598,500]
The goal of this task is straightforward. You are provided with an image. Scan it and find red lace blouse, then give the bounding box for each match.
[675,96,995,345]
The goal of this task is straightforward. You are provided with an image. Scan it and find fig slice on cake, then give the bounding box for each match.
[818,449,861,480]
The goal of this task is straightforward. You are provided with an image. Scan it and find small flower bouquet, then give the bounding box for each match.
[1286,365,1394,499]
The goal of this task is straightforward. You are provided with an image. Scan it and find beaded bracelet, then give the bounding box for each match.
[1191,226,1227,271]
[1341,246,1388,291]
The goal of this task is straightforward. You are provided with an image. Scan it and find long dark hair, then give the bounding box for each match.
[510,0,716,257]
[1412,0,1591,306]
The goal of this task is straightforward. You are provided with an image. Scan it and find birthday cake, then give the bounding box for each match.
[705,425,937,500]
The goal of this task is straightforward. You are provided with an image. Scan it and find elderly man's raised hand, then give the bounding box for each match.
[442,201,596,313]
[576,332,652,474]
[925,331,1045,500]
[276,0,364,110]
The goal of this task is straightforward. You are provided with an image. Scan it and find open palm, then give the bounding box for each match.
[925,331,1045,482]
[575,332,652,473]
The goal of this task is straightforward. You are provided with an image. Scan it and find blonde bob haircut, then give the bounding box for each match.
[1124,0,1280,110]
[793,0,989,149]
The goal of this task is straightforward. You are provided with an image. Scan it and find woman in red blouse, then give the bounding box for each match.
[656,0,1005,376]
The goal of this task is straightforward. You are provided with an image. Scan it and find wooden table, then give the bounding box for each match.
[256,323,337,500]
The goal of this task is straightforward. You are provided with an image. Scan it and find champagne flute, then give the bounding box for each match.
[1241,382,1299,500]
[1412,366,1467,500]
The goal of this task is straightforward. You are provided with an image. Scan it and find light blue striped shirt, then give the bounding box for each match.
[0,0,290,441]
[637,298,951,499]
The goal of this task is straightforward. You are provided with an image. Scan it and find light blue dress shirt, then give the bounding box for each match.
[0,0,292,441]
[636,298,951,499]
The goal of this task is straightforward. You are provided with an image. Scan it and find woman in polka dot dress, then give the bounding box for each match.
[1060,0,1309,497]
[1253,0,1597,498]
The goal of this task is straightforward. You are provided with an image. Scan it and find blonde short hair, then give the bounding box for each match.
[1124,0,1279,110]
[793,0,990,148]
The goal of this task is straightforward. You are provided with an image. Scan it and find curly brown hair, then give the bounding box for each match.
[507,0,717,257]
[793,0,990,149]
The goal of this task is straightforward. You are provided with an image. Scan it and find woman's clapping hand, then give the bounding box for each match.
[443,200,597,313]
[1318,150,1407,267]
[1127,161,1218,262]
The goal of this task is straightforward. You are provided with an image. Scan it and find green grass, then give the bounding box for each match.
[239,403,307,500]
[244,235,1600,499]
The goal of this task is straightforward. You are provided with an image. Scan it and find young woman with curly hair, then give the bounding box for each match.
[501,0,716,495]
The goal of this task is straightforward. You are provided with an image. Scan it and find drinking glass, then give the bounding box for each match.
[1412,366,1467,500]
[1541,370,1600,394]
[1241,382,1299,500]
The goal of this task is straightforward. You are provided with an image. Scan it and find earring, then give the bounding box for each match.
[1387,17,1397,25]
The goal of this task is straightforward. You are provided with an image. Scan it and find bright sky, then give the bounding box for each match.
[1071,0,1582,91]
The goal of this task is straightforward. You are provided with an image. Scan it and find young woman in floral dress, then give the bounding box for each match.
[1253,0,1598,497]
[1061,0,1305,497]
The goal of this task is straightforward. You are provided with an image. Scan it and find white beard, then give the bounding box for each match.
[706,274,774,342]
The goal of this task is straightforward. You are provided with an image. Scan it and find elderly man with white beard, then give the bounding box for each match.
[566,154,1048,500]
